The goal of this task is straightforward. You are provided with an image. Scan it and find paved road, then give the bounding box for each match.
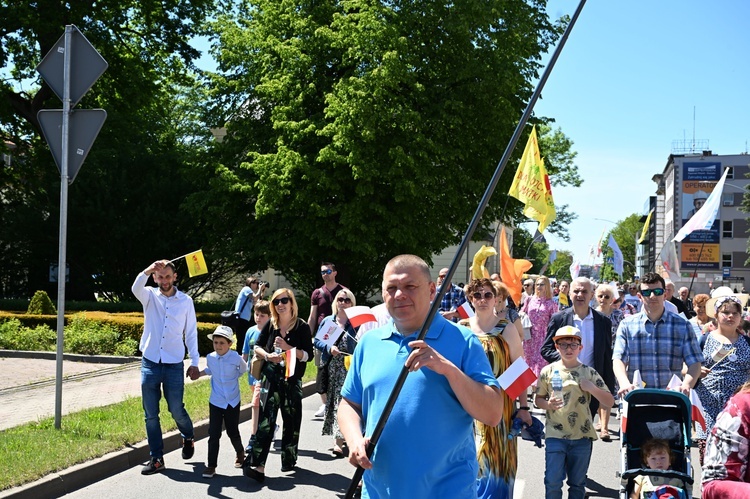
[0,355,702,498]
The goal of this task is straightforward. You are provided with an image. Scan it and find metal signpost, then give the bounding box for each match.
[36,25,107,429]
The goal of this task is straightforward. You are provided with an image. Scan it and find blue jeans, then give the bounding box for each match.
[544,437,592,499]
[141,358,194,458]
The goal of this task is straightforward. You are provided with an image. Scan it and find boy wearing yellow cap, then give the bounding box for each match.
[535,325,615,499]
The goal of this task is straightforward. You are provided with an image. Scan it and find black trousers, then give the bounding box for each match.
[207,402,244,467]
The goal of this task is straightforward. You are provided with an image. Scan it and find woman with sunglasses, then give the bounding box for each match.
[594,283,623,442]
[313,288,358,458]
[244,289,314,483]
[692,290,750,464]
[460,278,526,499]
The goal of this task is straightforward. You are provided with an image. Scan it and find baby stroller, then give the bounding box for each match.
[617,389,694,498]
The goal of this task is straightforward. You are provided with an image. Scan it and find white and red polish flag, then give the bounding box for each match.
[497,357,537,400]
[456,301,475,320]
[690,389,707,432]
[345,306,377,328]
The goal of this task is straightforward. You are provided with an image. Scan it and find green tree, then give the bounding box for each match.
[548,250,573,280]
[202,0,580,296]
[600,213,642,282]
[0,1,225,300]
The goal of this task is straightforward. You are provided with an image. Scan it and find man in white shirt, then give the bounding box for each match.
[132,260,200,475]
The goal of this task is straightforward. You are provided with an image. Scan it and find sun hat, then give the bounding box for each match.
[706,286,749,318]
[208,325,234,342]
[552,325,581,342]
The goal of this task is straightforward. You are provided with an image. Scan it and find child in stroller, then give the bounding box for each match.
[619,389,694,499]
[630,439,687,498]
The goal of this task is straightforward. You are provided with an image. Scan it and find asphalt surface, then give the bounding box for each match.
[0,353,702,498]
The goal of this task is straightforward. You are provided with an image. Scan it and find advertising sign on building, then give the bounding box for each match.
[680,162,721,269]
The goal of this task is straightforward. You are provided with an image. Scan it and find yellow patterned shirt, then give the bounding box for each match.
[536,361,605,440]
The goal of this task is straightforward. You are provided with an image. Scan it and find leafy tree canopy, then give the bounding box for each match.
[599,213,642,282]
[203,0,581,296]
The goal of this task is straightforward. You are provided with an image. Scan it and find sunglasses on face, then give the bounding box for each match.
[272,297,291,306]
[472,291,494,301]
[556,342,581,350]
[598,294,611,299]
[321,269,333,275]
[337,297,352,303]
[535,283,545,287]
[640,288,665,297]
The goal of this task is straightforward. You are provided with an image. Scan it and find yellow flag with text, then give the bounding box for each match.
[186,249,208,277]
[508,126,556,233]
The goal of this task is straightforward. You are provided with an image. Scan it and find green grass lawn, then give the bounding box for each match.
[0,367,317,491]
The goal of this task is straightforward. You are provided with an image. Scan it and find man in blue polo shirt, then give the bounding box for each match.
[338,254,503,498]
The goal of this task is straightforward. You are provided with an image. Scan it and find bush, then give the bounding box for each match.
[0,319,57,351]
[27,291,56,315]
[114,338,139,356]
[64,314,119,355]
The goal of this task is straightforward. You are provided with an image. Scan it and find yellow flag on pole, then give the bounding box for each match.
[508,126,556,233]
[638,209,654,243]
[186,249,208,277]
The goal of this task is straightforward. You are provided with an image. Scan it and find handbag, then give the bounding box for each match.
[519,312,533,341]
[221,292,253,334]
[250,354,265,380]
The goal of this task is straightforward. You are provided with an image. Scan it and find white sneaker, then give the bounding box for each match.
[314,404,326,418]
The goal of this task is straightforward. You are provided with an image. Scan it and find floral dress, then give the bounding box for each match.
[695,334,750,441]
[522,296,556,377]
[321,320,356,440]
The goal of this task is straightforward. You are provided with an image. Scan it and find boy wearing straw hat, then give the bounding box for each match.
[196,325,248,478]
[536,325,614,499]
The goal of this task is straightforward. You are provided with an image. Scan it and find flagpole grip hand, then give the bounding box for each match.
[405,340,450,375]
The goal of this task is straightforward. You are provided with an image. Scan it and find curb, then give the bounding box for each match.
[0,381,318,499]
[0,350,140,365]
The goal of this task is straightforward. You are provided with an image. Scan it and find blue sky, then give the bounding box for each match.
[533,0,750,263]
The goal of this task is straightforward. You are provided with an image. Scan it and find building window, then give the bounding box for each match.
[726,166,734,179]
[723,220,733,238]
[722,253,732,268]
[723,192,734,206]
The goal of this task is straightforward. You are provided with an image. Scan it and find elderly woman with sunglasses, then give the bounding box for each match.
[244,289,314,483]
[594,283,623,442]
[460,278,527,499]
[313,288,358,458]
[692,290,750,464]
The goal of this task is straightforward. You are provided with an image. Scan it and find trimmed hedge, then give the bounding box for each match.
[0,311,220,357]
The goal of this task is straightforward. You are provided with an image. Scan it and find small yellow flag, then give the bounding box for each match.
[508,125,556,233]
[638,209,654,243]
[186,249,208,277]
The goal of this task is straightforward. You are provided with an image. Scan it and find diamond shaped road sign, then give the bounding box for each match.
[36,25,108,108]
[38,109,107,184]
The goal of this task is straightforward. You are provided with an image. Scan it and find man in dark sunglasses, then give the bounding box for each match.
[307,262,347,418]
[613,272,702,397]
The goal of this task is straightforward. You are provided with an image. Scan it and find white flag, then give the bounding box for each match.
[314,321,345,350]
[674,167,729,242]
[607,234,624,276]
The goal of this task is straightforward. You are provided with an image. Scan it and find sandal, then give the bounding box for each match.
[332,445,345,458]
[600,431,612,442]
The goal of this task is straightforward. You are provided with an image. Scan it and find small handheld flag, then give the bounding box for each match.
[285,348,297,379]
[456,301,475,320]
[497,357,537,400]
[170,249,208,277]
[690,389,707,431]
[315,321,345,349]
[344,306,377,328]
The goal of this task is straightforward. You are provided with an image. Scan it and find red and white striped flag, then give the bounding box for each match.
[497,357,537,400]
[456,301,475,320]
[285,347,297,379]
[690,389,707,432]
[345,306,377,328]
